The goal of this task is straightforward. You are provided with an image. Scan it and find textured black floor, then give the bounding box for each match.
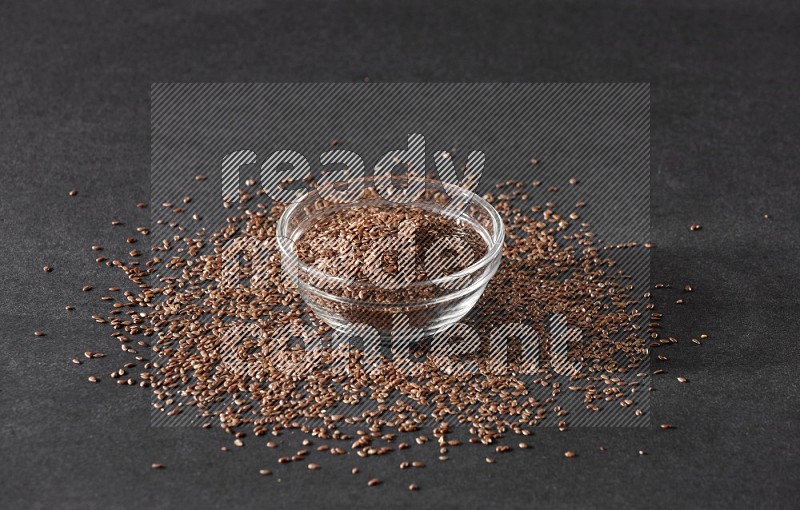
[1,1,798,509]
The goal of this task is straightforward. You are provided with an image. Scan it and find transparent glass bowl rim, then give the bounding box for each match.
[275,176,505,296]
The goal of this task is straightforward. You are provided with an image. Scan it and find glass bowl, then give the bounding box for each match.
[276,177,504,339]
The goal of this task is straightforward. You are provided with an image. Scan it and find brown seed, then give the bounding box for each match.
[308,463,320,470]
[91,245,102,251]
[485,457,495,464]
[351,467,359,475]
[151,463,165,469]
[367,478,381,487]
[82,173,684,465]
[568,177,578,185]
[111,220,123,226]
[137,202,148,208]
[689,224,702,231]
[68,189,78,196]
[127,237,137,244]
[195,175,207,181]
[233,439,244,447]
[82,285,93,292]
[43,265,53,272]
[278,457,290,464]
[87,376,99,383]
[411,461,424,468]
[266,441,277,448]
[408,483,419,491]
[638,450,647,456]
[660,424,674,430]
[34,331,45,337]
[683,284,693,293]
[71,358,82,365]
[65,306,75,311]
[677,377,688,383]
[259,469,272,476]
[700,334,708,339]
[518,442,529,449]
[564,451,576,458]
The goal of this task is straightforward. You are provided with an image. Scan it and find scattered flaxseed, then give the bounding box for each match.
[485,457,495,464]
[308,463,320,470]
[259,469,272,476]
[43,265,53,272]
[68,189,78,196]
[151,463,165,469]
[82,285,93,292]
[34,331,45,337]
[677,377,688,383]
[87,376,99,383]
[564,451,576,458]
[82,173,696,478]
[660,424,674,430]
[408,483,419,491]
[351,467,359,475]
[689,224,702,231]
[368,478,381,487]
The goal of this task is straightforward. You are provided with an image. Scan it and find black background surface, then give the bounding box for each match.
[1,1,798,509]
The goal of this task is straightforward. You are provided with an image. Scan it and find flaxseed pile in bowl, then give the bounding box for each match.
[276,177,505,337]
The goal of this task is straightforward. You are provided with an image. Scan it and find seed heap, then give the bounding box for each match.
[68,173,699,484]
[295,203,487,285]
